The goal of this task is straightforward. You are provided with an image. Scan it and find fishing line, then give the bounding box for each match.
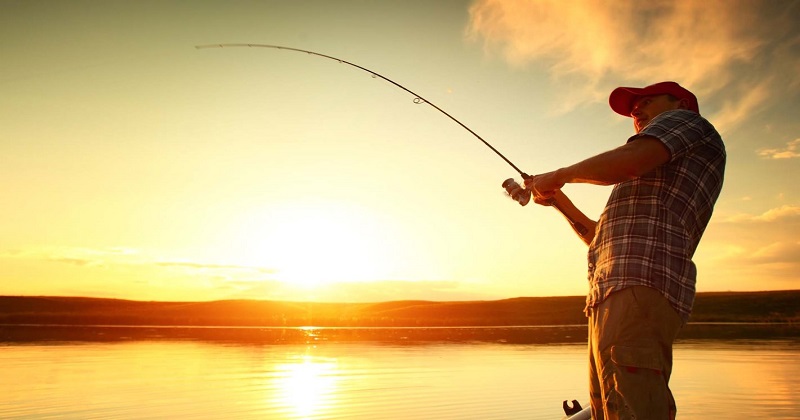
[195,43,529,177]
[195,43,589,236]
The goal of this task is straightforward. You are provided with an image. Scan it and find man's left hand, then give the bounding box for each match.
[525,170,565,201]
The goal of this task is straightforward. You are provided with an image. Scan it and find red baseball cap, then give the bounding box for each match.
[609,81,699,116]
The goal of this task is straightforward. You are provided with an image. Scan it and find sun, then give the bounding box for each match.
[234,200,397,288]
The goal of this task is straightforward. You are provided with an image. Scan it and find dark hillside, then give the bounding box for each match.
[690,290,800,322]
[1,290,798,327]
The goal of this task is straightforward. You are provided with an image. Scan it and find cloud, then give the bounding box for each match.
[0,246,489,301]
[757,138,800,159]
[0,246,278,280]
[746,241,800,265]
[721,205,800,223]
[466,0,798,121]
[0,246,139,268]
[710,81,771,134]
[154,261,277,274]
[703,205,800,282]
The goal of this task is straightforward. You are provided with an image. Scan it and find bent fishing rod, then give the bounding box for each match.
[195,43,588,236]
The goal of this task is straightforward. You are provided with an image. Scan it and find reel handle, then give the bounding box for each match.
[502,178,531,206]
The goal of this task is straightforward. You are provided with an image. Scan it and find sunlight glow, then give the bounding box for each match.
[274,354,339,419]
[233,201,398,288]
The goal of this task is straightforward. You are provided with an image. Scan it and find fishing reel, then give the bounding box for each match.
[502,178,589,236]
[502,178,532,206]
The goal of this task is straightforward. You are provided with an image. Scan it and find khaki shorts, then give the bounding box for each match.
[587,286,684,420]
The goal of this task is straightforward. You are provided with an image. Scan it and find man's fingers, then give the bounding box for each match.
[523,178,535,189]
[532,196,553,206]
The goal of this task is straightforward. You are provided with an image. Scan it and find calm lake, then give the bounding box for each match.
[1,326,799,419]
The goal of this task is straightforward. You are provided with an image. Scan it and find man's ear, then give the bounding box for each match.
[677,98,690,110]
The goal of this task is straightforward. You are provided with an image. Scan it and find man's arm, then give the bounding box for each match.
[525,136,668,245]
[527,136,670,197]
[543,190,597,246]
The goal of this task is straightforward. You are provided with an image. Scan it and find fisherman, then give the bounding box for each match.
[525,82,726,419]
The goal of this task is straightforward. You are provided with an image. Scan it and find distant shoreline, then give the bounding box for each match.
[1,290,798,328]
[2,322,799,344]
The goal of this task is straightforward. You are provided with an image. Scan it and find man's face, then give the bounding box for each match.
[630,94,683,133]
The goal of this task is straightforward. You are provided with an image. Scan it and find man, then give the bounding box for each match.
[526,81,725,419]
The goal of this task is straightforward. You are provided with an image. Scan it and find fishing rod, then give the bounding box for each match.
[197,43,526,176]
[195,43,589,236]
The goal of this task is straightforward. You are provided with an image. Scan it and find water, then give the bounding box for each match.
[1,329,799,419]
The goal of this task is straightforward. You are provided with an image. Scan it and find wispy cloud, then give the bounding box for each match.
[1,246,488,301]
[710,81,771,134]
[704,205,800,284]
[154,261,277,274]
[746,241,800,265]
[1,246,139,268]
[758,138,800,159]
[466,0,799,124]
[721,205,800,223]
[1,246,278,280]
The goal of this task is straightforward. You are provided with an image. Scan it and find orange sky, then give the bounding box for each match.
[2,0,798,302]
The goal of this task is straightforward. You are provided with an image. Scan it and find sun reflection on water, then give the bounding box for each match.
[273,352,339,419]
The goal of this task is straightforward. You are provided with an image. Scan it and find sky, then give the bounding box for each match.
[2,0,799,303]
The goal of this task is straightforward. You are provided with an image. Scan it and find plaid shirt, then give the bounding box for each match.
[586,110,726,321]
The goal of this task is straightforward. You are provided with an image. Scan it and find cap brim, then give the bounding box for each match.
[609,87,644,116]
